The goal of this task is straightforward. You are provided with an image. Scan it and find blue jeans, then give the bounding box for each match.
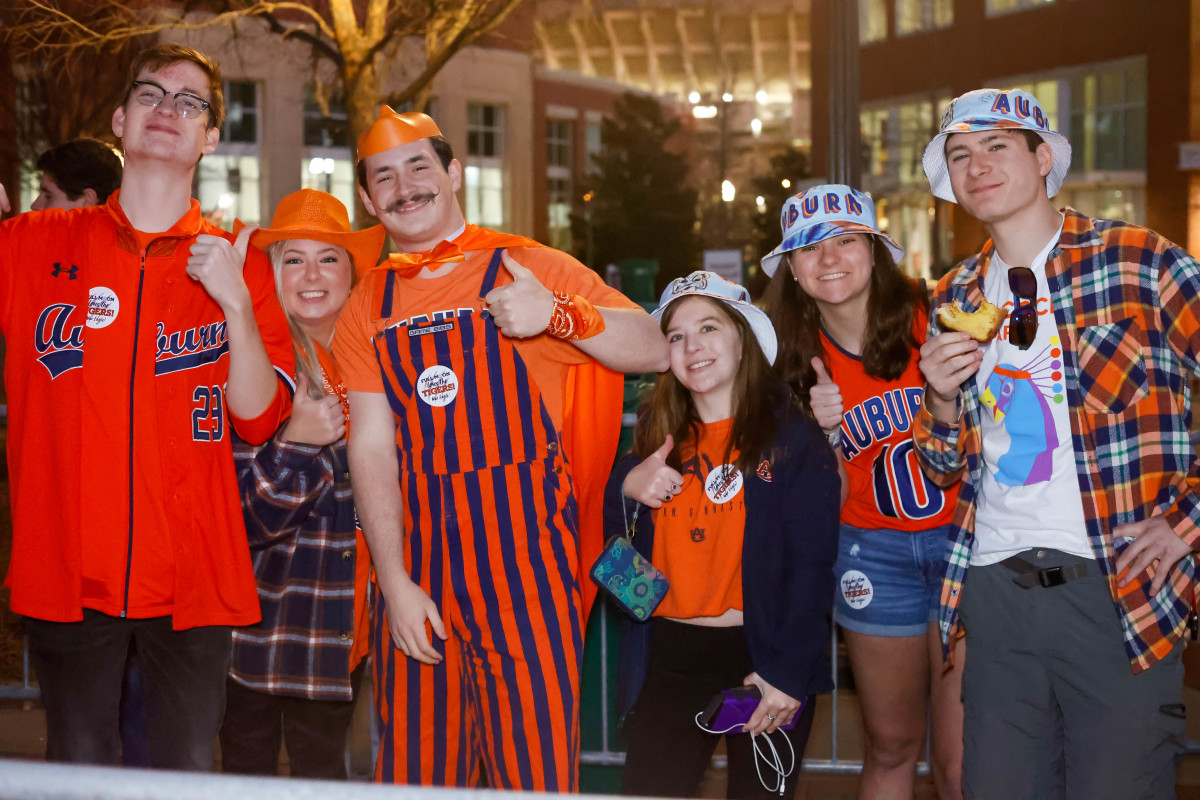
[833,524,951,637]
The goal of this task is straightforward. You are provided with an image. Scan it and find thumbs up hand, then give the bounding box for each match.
[809,357,845,434]
[622,435,686,508]
[483,251,555,339]
[187,223,258,313]
[281,373,347,447]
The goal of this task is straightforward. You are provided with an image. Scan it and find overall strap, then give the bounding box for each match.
[479,248,507,297]
[380,269,398,319]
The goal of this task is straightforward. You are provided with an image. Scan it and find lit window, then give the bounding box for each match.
[547,118,572,170]
[859,96,947,186]
[546,118,573,251]
[1056,183,1145,225]
[585,117,604,171]
[1069,60,1146,173]
[465,164,505,230]
[201,80,260,228]
[897,101,936,184]
[895,0,952,35]
[986,0,1054,15]
[16,167,39,214]
[197,155,261,227]
[547,177,572,251]
[299,85,356,225]
[860,107,890,177]
[465,103,506,230]
[860,0,888,43]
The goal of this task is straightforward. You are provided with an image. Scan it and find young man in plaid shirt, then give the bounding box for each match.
[916,87,1198,798]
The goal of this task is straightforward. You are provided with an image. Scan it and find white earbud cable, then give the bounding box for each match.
[694,713,796,795]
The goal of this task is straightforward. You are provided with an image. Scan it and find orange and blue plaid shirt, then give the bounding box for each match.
[915,208,1200,674]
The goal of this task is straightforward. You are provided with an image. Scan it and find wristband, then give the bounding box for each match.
[825,427,842,448]
[546,292,606,341]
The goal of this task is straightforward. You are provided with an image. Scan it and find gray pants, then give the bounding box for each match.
[959,550,1185,800]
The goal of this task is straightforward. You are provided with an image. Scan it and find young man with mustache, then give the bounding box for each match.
[333,107,667,789]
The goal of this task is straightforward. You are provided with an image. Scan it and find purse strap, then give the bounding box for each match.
[620,495,640,543]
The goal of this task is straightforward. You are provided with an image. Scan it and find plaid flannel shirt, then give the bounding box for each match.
[229,427,361,700]
[915,208,1200,673]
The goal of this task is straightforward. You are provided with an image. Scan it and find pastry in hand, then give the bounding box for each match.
[936,299,1005,342]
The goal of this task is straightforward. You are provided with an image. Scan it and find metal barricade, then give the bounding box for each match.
[0,635,38,700]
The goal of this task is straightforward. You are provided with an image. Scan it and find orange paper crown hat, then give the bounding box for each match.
[357,106,443,160]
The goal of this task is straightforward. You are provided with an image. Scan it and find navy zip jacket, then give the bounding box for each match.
[604,403,841,718]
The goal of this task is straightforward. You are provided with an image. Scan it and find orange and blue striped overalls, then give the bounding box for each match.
[369,249,583,789]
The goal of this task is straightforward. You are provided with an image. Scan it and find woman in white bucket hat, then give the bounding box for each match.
[606,271,842,799]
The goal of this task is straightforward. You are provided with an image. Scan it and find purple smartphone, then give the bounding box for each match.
[696,686,806,734]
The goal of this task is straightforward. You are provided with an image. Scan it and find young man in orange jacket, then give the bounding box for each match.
[0,43,294,770]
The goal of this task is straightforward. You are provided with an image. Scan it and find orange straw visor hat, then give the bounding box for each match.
[357,105,443,160]
[249,189,386,275]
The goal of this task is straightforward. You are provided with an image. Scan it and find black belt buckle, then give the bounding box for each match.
[1038,566,1066,588]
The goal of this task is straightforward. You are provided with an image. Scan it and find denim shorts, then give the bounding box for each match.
[833,523,951,637]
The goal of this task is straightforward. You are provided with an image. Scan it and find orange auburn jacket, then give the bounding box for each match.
[0,193,295,628]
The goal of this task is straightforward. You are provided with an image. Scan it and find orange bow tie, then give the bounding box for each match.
[387,240,466,277]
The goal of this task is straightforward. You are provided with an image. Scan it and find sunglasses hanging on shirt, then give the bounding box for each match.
[1007,267,1038,350]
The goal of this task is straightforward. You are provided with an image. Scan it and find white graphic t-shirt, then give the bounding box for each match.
[971,218,1092,565]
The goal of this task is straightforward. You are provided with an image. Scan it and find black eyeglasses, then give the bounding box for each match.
[1008,266,1037,350]
[130,80,211,119]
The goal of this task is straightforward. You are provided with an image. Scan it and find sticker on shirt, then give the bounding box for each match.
[979,338,1065,486]
[840,570,873,609]
[86,287,119,329]
[704,464,743,504]
[416,364,459,407]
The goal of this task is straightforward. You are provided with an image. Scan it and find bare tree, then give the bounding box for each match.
[0,0,149,200]
[4,0,526,154]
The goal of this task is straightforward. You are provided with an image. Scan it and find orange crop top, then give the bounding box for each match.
[651,419,746,619]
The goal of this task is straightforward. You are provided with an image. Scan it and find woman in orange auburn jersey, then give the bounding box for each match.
[605,271,841,800]
[762,184,964,800]
[218,190,384,778]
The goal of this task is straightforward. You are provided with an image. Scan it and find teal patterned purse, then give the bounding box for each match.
[590,503,669,621]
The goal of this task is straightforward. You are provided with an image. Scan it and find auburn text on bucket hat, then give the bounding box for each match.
[760,184,904,278]
[653,271,778,365]
[250,189,386,276]
[921,88,1072,204]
